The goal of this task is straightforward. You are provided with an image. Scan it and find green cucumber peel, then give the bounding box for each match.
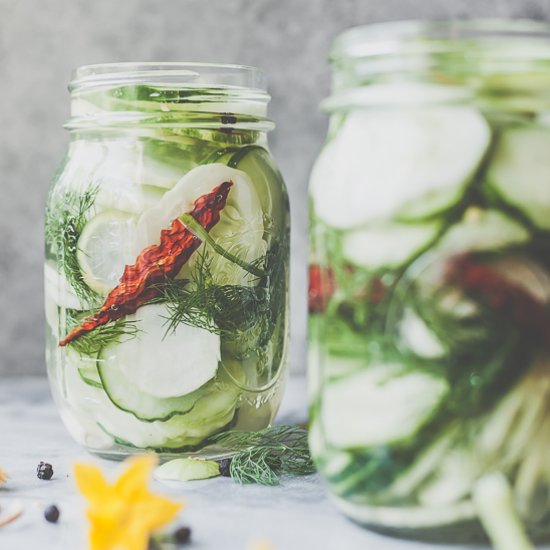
[155,458,221,482]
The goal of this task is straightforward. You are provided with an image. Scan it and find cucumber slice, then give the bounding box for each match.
[418,448,478,506]
[79,368,102,389]
[44,262,82,335]
[333,495,476,530]
[98,361,222,422]
[155,458,220,481]
[100,303,221,401]
[76,210,137,295]
[64,363,238,449]
[91,139,200,210]
[65,347,103,388]
[436,208,530,254]
[399,310,445,360]
[227,145,289,232]
[139,139,202,190]
[342,220,440,270]
[135,163,266,286]
[44,262,81,309]
[321,364,448,449]
[44,262,87,336]
[94,177,165,214]
[487,127,550,230]
[310,107,491,228]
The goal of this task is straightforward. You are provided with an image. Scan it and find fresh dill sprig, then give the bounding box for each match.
[64,309,140,356]
[45,186,101,307]
[210,425,315,486]
[152,228,287,367]
[155,252,268,339]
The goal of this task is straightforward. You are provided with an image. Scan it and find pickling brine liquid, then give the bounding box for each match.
[308,21,550,543]
[45,64,289,457]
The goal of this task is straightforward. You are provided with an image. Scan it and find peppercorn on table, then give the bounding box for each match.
[1,376,548,550]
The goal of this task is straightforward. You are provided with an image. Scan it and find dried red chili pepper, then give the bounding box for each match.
[445,254,550,341]
[59,181,233,346]
[308,264,336,313]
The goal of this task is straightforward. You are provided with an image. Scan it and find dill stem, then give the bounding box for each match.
[179,213,265,279]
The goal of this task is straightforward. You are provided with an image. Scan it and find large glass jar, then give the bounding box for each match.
[309,21,550,542]
[45,63,289,458]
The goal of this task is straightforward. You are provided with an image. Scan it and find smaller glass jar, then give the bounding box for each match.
[309,21,550,543]
[45,63,289,458]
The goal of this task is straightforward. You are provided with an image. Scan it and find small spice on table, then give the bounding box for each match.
[37,462,54,480]
[44,504,60,523]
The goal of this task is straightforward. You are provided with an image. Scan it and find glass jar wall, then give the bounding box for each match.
[308,21,550,542]
[45,63,289,458]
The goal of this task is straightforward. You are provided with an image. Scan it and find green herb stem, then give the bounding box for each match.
[179,213,265,278]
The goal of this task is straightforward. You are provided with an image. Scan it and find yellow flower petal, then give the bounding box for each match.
[74,463,111,505]
[114,455,158,500]
[0,468,8,485]
[75,455,183,550]
[131,494,182,531]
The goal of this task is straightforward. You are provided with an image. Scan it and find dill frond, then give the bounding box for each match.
[211,425,315,485]
[45,186,101,307]
[155,252,268,340]
[65,309,140,356]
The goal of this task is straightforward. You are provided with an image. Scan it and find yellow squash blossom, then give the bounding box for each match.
[74,455,183,550]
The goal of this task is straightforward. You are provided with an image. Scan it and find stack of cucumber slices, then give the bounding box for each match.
[309,97,550,536]
[45,104,288,452]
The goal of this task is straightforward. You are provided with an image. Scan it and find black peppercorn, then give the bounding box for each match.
[173,526,192,544]
[44,504,60,523]
[220,114,237,125]
[37,462,54,480]
[218,458,232,477]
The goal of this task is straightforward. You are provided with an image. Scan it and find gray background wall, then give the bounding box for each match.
[1,0,548,376]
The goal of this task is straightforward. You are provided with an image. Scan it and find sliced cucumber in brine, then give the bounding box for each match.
[342,220,441,270]
[76,209,137,295]
[99,303,221,402]
[487,126,550,230]
[134,164,266,286]
[98,361,229,423]
[321,363,448,449]
[310,107,491,228]
[139,138,202,190]
[64,364,237,449]
[332,495,476,530]
[436,208,530,254]
[65,346,103,388]
[399,310,446,360]
[44,262,81,310]
[79,368,102,389]
[228,145,289,231]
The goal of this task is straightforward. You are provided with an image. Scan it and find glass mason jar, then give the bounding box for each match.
[45,63,289,458]
[308,21,550,542]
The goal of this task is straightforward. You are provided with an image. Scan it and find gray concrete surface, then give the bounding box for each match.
[1,0,549,376]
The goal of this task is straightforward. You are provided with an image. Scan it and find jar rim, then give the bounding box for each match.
[70,62,267,93]
[324,19,550,112]
[332,19,550,60]
[67,62,273,131]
